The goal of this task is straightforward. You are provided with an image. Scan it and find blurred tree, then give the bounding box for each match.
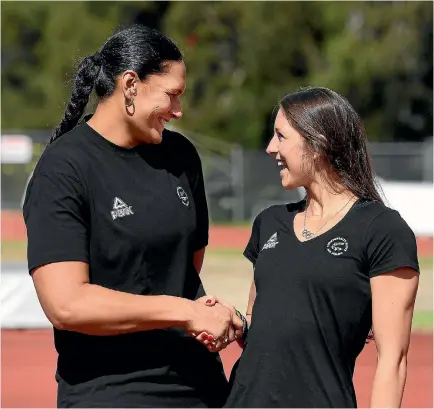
[308,1,433,143]
[164,1,432,146]
[1,1,432,146]
[1,1,159,130]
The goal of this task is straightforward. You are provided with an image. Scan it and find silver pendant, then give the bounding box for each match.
[301,229,315,240]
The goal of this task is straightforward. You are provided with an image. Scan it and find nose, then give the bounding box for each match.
[170,98,183,120]
[266,134,279,156]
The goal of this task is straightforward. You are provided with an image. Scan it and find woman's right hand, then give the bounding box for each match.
[185,301,238,350]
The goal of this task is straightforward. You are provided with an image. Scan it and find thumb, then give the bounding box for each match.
[196,294,218,306]
[232,314,244,331]
[205,295,218,306]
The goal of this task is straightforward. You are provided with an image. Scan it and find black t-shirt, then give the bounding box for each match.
[225,199,419,408]
[23,120,229,408]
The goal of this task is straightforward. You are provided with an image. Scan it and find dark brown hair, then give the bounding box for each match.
[279,86,384,204]
[281,87,380,341]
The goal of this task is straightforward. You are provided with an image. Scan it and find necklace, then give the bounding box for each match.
[301,197,354,240]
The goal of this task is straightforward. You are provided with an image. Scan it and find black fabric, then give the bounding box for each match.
[225,199,419,408]
[23,121,228,408]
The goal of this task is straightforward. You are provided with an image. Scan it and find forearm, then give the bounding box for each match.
[53,283,194,335]
[370,357,407,408]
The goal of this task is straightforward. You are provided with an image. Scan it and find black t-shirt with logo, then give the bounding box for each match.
[225,199,419,408]
[23,120,229,408]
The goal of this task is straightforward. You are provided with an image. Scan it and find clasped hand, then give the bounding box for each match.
[187,295,243,352]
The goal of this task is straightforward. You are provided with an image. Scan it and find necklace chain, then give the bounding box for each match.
[301,197,353,240]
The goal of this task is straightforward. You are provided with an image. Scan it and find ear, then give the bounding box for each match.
[120,70,139,99]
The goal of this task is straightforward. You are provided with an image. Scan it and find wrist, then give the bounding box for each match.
[158,295,197,328]
[235,309,249,342]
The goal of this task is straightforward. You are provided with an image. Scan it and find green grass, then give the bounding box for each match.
[418,257,433,271]
[412,311,433,331]
[2,240,432,268]
[1,240,27,261]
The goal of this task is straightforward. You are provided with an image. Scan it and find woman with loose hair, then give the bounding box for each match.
[221,87,419,408]
[23,24,243,408]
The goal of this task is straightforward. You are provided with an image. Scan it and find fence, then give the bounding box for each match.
[1,129,433,223]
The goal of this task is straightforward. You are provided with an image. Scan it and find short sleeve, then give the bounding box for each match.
[190,151,209,252]
[365,210,420,278]
[23,170,90,273]
[243,214,262,265]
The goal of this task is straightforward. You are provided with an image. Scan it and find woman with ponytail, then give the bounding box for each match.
[23,24,243,408]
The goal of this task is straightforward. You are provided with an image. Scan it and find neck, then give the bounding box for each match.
[304,180,355,218]
[87,99,142,148]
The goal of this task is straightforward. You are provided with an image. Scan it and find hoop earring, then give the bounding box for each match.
[125,96,135,115]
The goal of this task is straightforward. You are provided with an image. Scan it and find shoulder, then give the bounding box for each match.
[355,200,412,232]
[252,200,304,228]
[160,128,200,162]
[355,200,416,246]
[32,124,91,181]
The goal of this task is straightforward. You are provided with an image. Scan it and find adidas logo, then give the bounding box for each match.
[262,232,279,250]
[111,197,134,220]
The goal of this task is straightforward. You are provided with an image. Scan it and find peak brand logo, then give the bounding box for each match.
[262,232,279,250]
[111,197,134,220]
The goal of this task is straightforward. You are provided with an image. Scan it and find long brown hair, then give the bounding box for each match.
[281,87,380,341]
[280,87,384,204]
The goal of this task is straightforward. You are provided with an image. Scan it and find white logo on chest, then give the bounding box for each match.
[111,197,134,220]
[177,186,189,206]
[327,237,348,256]
[262,232,279,250]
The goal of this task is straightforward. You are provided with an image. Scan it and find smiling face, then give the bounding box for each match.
[122,60,186,144]
[266,108,314,190]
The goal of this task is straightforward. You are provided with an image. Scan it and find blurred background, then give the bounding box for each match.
[1,1,433,408]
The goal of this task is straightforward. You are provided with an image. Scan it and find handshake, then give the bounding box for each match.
[185,295,248,353]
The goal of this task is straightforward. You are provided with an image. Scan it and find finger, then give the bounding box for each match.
[205,295,217,306]
[234,327,243,339]
[212,337,224,350]
[210,338,229,352]
[196,332,214,345]
[195,295,217,306]
[207,343,219,353]
[215,330,230,350]
[208,341,223,352]
[227,325,236,343]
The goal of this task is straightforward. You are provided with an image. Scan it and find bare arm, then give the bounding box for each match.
[32,261,234,337]
[232,278,256,349]
[245,279,256,326]
[370,267,419,408]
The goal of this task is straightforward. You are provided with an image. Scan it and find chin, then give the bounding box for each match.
[281,177,301,191]
[148,128,164,144]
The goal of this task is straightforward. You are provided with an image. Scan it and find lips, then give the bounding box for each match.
[158,117,169,127]
[277,160,288,170]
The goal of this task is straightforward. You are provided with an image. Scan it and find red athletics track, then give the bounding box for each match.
[1,330,432,408]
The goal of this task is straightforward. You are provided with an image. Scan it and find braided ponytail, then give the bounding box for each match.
[50,54,101,143]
